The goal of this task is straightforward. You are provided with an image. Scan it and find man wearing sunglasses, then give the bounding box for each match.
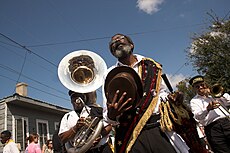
[189,75,230,153]
[103,33,189,153]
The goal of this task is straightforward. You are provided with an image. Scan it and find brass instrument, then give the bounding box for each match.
[58,50,107,93]
[211,84,224,98]
[65,117,103,153]
[58,50,107,153]
[210,84,229,117]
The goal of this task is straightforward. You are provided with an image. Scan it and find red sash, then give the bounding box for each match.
[115,58,162,153]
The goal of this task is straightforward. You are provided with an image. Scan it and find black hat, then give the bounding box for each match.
[189,75,204,86]
[68,90,75,97]
[104,66,143,106]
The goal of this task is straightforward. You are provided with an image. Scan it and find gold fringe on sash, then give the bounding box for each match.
[160,101,190,132]
[126,58,162,153]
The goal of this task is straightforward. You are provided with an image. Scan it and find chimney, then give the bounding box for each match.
[16,82,28,96]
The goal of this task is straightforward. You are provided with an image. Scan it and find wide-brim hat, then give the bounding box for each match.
[189,75,204,86]
[104,66,143,106]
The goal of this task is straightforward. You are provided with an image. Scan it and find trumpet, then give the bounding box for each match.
[211,84,224,98]
[210,84,229,117]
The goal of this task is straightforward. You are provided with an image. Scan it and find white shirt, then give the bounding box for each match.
[190,93,230,126]
[59,105,107,147]
[3,140,20,153]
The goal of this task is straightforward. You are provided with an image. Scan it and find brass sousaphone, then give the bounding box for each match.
[58,50,107,153]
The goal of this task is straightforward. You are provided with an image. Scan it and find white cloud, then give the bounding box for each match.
[179,13,185,18]
[136,0,164,14]
[162,73,187,92]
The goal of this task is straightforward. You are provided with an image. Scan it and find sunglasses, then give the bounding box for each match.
[194,83,206,89]
[109,36,125,46]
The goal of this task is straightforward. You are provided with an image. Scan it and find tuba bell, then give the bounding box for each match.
[58,50,107,153]
[58,50,107,93]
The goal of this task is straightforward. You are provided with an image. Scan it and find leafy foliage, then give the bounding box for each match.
[176,79,196,106]
[186,15,230,93]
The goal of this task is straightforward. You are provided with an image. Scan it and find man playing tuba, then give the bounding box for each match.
[58,90,113,153]
[58,51,113,153]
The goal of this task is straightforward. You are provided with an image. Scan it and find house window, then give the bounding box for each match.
[54,122,59,131]
[13,116,28,151]
[36,119,49,147]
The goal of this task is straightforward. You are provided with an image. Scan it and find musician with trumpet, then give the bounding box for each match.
[189,75,230,153]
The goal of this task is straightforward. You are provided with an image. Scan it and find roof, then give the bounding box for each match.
[0,93,71,114]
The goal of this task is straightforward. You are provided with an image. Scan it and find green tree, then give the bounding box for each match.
[186,15,230,93]
[176,79,195,105]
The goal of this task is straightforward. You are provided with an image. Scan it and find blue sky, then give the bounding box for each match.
[0,0,229,109]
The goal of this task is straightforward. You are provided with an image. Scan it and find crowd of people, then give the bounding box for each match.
[0,131,54,153]
[1,33,230,153]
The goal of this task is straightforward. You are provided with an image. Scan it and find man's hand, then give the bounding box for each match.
[106,90,132,120]
[207,101,220,111]
[74,117,86,131]
[92,135,102,147]
[167,91,184,106]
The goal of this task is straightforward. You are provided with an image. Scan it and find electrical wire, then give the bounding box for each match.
[0,64,66,96]
[0,44,56,74]
[0,74,69,102]
[0,33,58,67]
[13,50,28,94]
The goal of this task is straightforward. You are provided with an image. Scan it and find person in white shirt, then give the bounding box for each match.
[58,90,112,153]
[103,33,189,153]
[0,130,20,153]
[189,75,230,153]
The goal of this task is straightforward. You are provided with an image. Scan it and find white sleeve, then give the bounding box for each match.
[153,79,169,113]
[190,98,209,121]
[221,93,230,107]
[58,113,69,135]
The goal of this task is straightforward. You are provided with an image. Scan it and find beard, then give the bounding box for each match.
[113,44,132,59]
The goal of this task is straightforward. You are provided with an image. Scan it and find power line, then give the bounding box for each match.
[27,36,110,47]
[0,74,69,102]
[0,64,66,96]
[0,44,56,74]
[0,40,22,48]
[28,85,69,102]
[172,62,189,77]
[13,50,28,94]
[27,23,206,48]
[0,33,58,67]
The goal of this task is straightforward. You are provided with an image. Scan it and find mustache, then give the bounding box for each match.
[113,42,125,51]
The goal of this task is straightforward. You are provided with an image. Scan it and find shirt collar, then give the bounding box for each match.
[6,139,14,145]
[80,105,91,117]
[196,94,212,99]
[116,54,144,67]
